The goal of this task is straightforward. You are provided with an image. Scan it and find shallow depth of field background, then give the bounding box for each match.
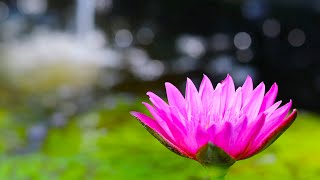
[0,0,319,179]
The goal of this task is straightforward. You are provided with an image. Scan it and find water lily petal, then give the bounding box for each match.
[165,82,187,117]
[244,109,297,158]
[227,115,248,157]
[264,100,282,116]
[213,122,233,154]
[147,92,170,113]
[224,87,242,123]
[144,102,182,138]
[199,74,214,118]
[242,82,265,121]
[130,111,191,158]
[220,75,236,116]
[241,76,253,106]
[251,100,292,145]
[259,83,278,113]
[210,83,222,124]
[131,111,166,138]
[234,113,266,160]
[185,78,202,123]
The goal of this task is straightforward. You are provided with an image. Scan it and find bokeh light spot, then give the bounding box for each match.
[115,29,133,48]
[234,32,252,50]
[288,28,306,47]
[136,27,155,45]
[176,35,206,58]
[262,19,281,38]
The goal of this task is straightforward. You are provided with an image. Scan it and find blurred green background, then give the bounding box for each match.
[0,0,319,179]
[0,103,319,179]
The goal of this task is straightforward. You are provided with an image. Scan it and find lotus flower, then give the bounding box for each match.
[131,75,297,167]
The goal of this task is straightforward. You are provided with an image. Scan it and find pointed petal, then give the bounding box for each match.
[249,101,292,149]
[233,113,266,160]
[224,87,242,123]
[212,122,233,154]
[143,102,174,140]
[227,116,248,157]
[220,75,236,116]
[264,100,282,116]
[199,75,214,116]
[260,83,278,113]
[130,111,166,138]
[244,109,297,158]
[266,100,292,125]
[144,102,191,144]
[143,103,197,156]
[199,74,214,97]
[210,83,222,124]
[207,124,217,141]
[242,82,265,121]
[146,92,169,113]
[185,78,202,122]
[169,106,188,134]
[241,76,253,106]
[130,111,191,158]
[169,106,202,156]
[195,126,210,153]
[165,82,186,117]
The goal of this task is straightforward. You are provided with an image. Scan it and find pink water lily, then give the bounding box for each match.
[131,75,297,163]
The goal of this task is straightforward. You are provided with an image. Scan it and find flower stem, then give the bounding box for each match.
[204,165,229,180]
